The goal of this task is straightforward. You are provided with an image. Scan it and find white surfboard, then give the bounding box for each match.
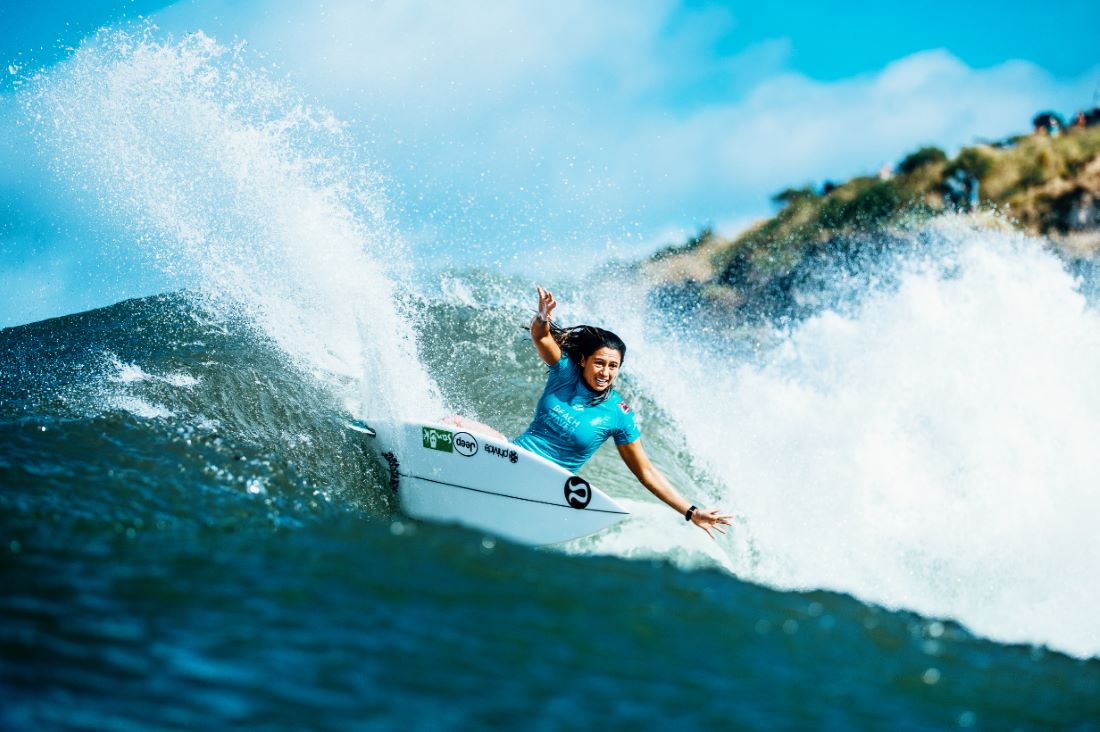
[357,419,629,545]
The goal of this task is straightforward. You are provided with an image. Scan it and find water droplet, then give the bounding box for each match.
[928,621,945,638]
[958,711,976,727]
[389,521,406,536]
[922,668,941,685]
[481,537,497,551]
[9,540,21,554]
[782,619,799,635]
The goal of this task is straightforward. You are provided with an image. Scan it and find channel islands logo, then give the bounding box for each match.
[563,476,592,509]
[485,444,518,464]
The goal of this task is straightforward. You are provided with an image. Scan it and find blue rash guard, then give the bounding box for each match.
[514,353,640,474]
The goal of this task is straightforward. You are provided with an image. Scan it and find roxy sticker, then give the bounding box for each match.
[422,427,454,453]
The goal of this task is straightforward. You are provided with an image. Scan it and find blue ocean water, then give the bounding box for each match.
[3,295,1099,730]
[3,28,1100,730]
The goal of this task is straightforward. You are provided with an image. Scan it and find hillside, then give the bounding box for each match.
[642,120,1100,322]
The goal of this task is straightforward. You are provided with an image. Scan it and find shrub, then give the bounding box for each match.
[771,186,816,208]
[946,147,994,181]
[898,146,947,175]
[651,226,714,260]
[818,180,903,231]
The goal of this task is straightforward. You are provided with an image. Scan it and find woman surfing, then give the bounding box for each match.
[449,287,734,539]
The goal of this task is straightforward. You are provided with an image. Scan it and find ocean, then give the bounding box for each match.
[3,28,1100,730]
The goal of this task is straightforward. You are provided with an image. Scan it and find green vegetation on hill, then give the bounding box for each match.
[643,123,1100,321]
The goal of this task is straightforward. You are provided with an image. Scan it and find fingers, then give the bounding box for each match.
[692,507,736,537]
[535,285,557,321]
[703,508,736,523]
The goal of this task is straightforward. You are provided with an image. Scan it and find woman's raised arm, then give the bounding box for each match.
[531,286,562,366]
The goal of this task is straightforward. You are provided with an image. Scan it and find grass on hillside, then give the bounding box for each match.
[694,125,1100,288]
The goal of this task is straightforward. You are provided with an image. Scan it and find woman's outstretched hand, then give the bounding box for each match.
[535,285,557,323]
[691,507,735,539]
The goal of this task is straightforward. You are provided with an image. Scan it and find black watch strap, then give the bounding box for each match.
[685,505,697,522]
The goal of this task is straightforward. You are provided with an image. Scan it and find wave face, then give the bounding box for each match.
[4,28,1100,729]
[579,220,1100,659]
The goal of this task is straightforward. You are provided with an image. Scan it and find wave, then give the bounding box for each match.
[14,26,1100,661]
[581,218,1100,658]
[23,26,440,425]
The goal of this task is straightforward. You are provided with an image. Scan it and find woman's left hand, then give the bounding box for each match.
[691,507,735,539]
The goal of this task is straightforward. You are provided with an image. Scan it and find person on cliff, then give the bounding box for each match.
[447,286,734,538]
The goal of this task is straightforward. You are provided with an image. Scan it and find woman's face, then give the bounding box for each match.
[579,347,622,392]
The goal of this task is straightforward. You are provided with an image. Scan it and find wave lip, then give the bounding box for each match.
[23,26,441,425]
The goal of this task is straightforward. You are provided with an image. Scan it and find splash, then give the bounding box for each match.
[594,219,1100,658]
[24,27,440,422]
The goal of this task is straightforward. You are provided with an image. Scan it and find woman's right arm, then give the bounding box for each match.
[531,286,562,366]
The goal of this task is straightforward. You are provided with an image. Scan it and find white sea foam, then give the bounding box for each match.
[595,220,1100,658]
[107,395,176,420]
[562,498,737,571]
[108,355,199,388]
[28,28,441,424]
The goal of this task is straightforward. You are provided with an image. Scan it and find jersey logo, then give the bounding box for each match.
[618,400,631,414]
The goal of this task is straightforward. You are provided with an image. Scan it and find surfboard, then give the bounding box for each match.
[356,419,629,545]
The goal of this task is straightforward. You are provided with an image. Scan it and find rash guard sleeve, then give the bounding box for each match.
[612,399,641,445]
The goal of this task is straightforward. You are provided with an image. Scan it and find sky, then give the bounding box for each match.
[2,0,1099,327]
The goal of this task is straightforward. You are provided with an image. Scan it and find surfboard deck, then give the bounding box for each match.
[359,419,629,545]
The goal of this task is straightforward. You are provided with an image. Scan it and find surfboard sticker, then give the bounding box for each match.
[367,420,629,544]
[421,426,454,453]
[563,476,592,509]
[453,431,478,457]
[484,443,519,464]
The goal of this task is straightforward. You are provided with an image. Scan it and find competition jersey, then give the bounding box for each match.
[514,353,640,473]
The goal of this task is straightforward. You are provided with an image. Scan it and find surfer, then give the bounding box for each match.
[449,287,734,538]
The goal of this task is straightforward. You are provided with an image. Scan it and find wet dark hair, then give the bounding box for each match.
[549,323,626,404]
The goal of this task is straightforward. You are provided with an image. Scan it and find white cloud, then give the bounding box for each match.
[76,2,1100,257]
[5,1,1093,325]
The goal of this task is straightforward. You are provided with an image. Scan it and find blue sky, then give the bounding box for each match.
[2,0,1099,327]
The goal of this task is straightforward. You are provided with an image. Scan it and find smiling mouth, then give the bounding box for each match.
[594,377,609,388]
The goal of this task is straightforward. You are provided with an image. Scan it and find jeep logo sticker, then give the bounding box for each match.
[453,431,478,457]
